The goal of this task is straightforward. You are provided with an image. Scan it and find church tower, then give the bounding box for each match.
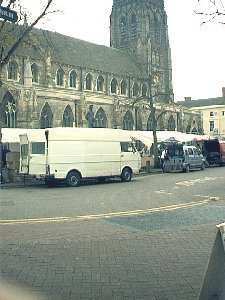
[110,0,173,102]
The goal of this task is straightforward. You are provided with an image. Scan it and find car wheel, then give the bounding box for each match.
[121,168,132,182]
[66,171,81,187]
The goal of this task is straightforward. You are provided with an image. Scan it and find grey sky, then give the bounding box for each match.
[20,0,225,101]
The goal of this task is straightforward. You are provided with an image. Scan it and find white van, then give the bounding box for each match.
[19,128,141,186]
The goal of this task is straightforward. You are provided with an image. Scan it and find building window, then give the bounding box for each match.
[210,111,214,117]
[8,61,18,80]
[147,114,154,131]
[0,92,17,128]
[120,80,127,95]
[85,73,93,90]
[123,111,134,130]
[62,105,74,127]
[111,78,118,94]
[141,84,148,97]
[209,121,215,132]
[130,14,137,39]
[157,115,165,131]
[132,82,139,97]
[40,103,53,129]
[69,70,77,88]
[56,68,64,86]
[96,75,104,92]
[222,111,225,116]
[95,107,107,128]
[167,115,176,131]
[31,63,39,83]
[120,16,128,47]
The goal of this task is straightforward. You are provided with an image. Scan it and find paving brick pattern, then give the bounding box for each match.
[0,220,217,300]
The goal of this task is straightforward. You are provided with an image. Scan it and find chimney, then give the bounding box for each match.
[222,87,225,97]
[184,97,192,102]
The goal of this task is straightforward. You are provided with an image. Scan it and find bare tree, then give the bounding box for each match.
[195,0,225,24]
[132,74,175,168]
[0,0,54,77]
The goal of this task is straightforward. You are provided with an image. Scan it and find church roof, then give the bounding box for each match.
[10,24,144,78]
[177,97,225,108]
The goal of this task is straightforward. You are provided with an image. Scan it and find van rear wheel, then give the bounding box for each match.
[66,171,81,187]
[121,168,132,182]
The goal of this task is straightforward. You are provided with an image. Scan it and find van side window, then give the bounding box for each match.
[121,142,134,152]
[188,148,193,155]
[31,142,45,154]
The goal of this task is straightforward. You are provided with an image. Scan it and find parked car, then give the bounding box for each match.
[202,139,225,166]
[162,143,205,172]
[183,145,205,172]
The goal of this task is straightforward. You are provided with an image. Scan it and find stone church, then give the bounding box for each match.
[0,0,202,133]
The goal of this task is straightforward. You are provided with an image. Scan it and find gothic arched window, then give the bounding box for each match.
[130,14,137,39]
[111,78,118,94]
[120,80,127,95]
[95,108,107,128]
[186,125,191,133]
[0,92,17,128]
[191,127,198,134]
[135,110,142,130]
[167,115,176,131]
[85,73,93,90]
[69,70,77,88]
[132,82,139,97]
[147,114,154,131]
[120,16,127,47]
[123,111,134,130]
[157,115,165,131]
[8,61,18,80]
[154,14,161,43]
[56,68,64,86]
[97,75,104,92]
[40,103,53,129]
[141,84,148,97]
[62,105,74,127]
[31,63,39,83]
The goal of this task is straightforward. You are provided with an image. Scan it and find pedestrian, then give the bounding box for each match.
[161,148,169,172]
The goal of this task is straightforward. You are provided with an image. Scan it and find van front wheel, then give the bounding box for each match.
[121,168,132,182]
[66,171,81,187]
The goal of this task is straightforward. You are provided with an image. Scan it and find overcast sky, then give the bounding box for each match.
[20,0,225,101]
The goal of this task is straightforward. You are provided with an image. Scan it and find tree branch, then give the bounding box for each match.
[1,0,54,67]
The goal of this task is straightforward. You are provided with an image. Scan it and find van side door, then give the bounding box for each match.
[19,134,29,174]
[187,148,195,169]
[193,148,203,168]
[29,141,46,175]
[120,142,141,174]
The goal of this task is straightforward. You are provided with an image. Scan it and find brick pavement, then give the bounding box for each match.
[0,218,218,300]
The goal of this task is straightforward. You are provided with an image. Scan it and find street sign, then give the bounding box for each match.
[0,6,18,23]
